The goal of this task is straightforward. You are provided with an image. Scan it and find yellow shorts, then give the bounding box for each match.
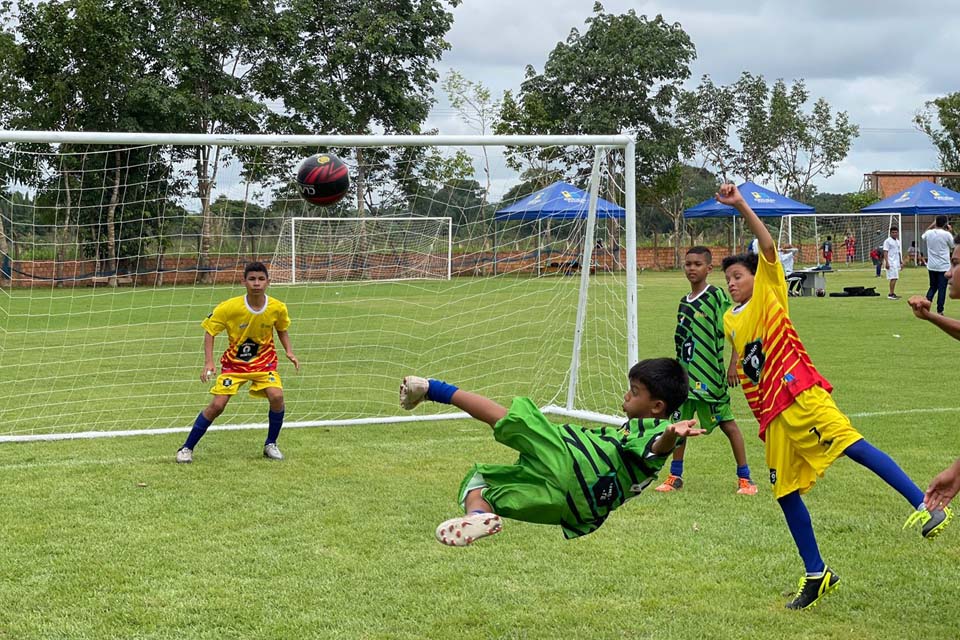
[765,384,863,499]
[210,371,283,398]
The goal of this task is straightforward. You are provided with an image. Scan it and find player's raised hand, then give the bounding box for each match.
[907,295,933,319]
[669,418,707,439]
[715,183,744,207]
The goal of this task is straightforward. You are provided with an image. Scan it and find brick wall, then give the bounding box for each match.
[5,246,755,288]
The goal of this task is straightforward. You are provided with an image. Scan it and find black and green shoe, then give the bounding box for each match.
[785,567,840,610]
[903,505,953,539]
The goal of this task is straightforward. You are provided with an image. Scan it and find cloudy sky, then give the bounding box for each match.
[426,0,959,195]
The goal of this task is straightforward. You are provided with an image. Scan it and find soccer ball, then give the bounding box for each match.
[815,288,826,297]
[295,153,350,205]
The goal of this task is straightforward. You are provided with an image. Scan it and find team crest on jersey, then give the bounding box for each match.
[236,338,259,362]
[670,409,682,421]
[592,474,621,507]
[769,468,777,485]
[741,339,765,384]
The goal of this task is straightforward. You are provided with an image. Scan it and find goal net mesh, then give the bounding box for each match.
[0,137,632,440]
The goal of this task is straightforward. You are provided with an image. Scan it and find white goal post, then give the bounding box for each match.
[0,131,637,442]
[271,216,454,284]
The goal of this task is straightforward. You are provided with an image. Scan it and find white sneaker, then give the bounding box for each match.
[176,447,193,464]
[263,443,284,460]
[400,376,430,410]
[435,512,503,547]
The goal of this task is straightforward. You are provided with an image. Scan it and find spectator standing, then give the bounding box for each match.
[922,215,955,314]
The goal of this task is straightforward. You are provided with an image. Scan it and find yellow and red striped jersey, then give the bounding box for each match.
[201,295,291,374]
[723,253,831,440]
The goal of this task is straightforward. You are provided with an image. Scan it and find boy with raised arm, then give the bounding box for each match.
[400,358,705,545]
[717,183,951,610]
[655,246,756,495]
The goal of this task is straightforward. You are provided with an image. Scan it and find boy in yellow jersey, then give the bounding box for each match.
[717,183,951,611]
[176,262,300,463]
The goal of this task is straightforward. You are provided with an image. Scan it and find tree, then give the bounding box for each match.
[915,93,960,191]
[681,73,858,202]
[269,0,461,215]
[495,3,694,183]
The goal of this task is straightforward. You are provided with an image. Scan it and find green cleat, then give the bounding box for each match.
[785,567,840,610]
[903,505,953,539]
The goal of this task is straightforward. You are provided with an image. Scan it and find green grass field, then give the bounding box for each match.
[1,265,959,639]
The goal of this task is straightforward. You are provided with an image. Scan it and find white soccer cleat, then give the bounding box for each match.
[176,447,193,464]
[435,512,503,547]
[263,443,284,460]
[399,376,430,410]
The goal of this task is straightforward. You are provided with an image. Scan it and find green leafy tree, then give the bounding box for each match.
[915,93,960,190]
[495,3,695,186]
[682,73,858,202]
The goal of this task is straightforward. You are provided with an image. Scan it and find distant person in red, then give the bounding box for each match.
[870,246,883,277]
[821,236,833,268]
[844,233,856,265]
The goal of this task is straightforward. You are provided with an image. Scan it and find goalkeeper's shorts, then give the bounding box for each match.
[764,384,862,499]
[457,397,570,526]
[209,370,283,398]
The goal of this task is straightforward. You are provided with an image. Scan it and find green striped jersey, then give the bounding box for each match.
[559,417,669,539]
[675,285,732,404]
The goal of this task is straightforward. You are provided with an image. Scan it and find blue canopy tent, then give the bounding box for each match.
[494,181,625,274]
[861,181,960,257]
[860,181,960,216]
[683,181,814,252]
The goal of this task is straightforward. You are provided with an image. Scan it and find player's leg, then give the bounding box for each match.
[844,439,953,539]
[262,387,285,460]
[719,417,756,494]
[936,271,948,314]
[654,441,686,492]
[249,371,286,460]
[400,376,506,427]
[178,393,232,463]
[655,398,697,492]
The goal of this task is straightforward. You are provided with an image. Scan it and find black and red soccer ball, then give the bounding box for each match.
[295,153,350,206]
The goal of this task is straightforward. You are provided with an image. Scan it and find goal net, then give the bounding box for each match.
[0,132,636,441]
[270,217,452,283]
[777,213,901,267]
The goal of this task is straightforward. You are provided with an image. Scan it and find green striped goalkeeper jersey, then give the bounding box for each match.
[675,284,732,404]
[558,417,670,538]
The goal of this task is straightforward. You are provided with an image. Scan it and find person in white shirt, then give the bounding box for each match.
[779,245,802,296]
[922,215,955,314]
[883,226,903,300]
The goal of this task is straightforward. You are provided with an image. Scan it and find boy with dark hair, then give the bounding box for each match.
[717,183,951,610]
[883,226,903,299]
[176,262,300,463]
[821,236,833,268]
[655,246,756,495]
[399,358,705,545]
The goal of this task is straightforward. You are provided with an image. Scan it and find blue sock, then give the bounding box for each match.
[736,464,751,480]
[670,460,684,477]
[844,439,924,508]
[778,490,825,574]
[266,409,284,445]
[426,379,458,404]
[183,412,213,450]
